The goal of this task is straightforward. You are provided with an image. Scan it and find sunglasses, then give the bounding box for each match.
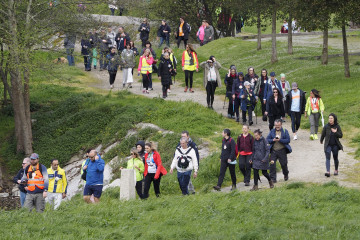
[273,91,278,93]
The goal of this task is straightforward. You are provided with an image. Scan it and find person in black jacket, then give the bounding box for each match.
[255,69,269,121]
[115,27,130,53]
[214,129,237,191]
[285,82,306,140]
[320,113,343,177]
[81,33,93,71]
[244,67,259,90]
[265,88,285,130]
[232,72,245,122]
[158,52,174,98]
[138,18,150,48]
[157,20,171,48]
[13,158,31,207]
[225,65,237,119]
[98,30,112,71]
[175,17,190,48]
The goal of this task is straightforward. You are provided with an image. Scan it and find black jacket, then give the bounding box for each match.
[232,78,245,96]
[320,123,343,151]
[115,32,130,52]
[81,38,92,56]
[224,74,237,97]
[138,23,150,41]
[266,95,285,117]
[176,22,190,40]
[220,137,236,161]
[158,58,174,85]
[13,168,27,193]
[98,35,112,52]
[285,89,306,115]
[157,24,171,38]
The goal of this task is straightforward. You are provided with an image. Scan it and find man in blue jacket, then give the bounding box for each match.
[83,150,105,203]
[266,119,292,183]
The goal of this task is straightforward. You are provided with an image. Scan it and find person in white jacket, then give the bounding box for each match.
[170,137,198,195]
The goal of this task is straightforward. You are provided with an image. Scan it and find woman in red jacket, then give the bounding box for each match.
[143,142,167,198]
[237,124,254,186]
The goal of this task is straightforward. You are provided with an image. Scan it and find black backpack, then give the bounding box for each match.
[176,147,193,169]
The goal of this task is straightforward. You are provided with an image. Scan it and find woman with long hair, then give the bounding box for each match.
[232,72,245,122]
[137,49,154,94]
[305,89,325,140]
[255,69,269,121]
[265,88,285,130]
[181,44,199,93]
[121,42,135,88]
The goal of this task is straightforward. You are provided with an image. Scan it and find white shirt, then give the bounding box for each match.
[208,66,217,81]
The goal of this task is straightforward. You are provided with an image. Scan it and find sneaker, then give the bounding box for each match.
[249,121,254,126]
[213,186,221,191]
[252,112,256,117]
[293,134,298,140]
[284,175,289,181]
[230,184,237,191]
[310,134,314,140]
[227,114,232,119]
[325,172,330,177]
[250,185,258,191]
[184,87,188,92]
[146,90,150,94]
[167,89,171,93]
[110,84,114,89]
[236,118,240,122]
[189,88,194,93]
[314,134,318,140]
[142,89,146,93]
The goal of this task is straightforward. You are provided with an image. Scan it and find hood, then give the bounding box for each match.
[135,140,145,152]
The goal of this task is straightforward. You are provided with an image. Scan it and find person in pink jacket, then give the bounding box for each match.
[196,21,206,46]
[137,49,154,93]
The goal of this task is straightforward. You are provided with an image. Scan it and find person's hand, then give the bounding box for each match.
[331,128,337,133]
[212,57,216,62]
[232,94,235,100]
[196,68,199,72]
[250,93,253,97]
[95,155,99,160]
[43,191,47,199]
[249,160,252,164]
[102,39,107,42]
[265,111,268,116]
[62,193,67,199]
[111,58,114,61]
[83,165,88,170]
[138,71,141,74]
[270,160,275,164]
[158,76,161,80]
[17,180,21,184]
[263,100,266,104]
[227,159,231,163]
[193,172,198,178]
[174,69,177,72]
[182,67,184,71]
[25,187,29,191]
[170,169,173,174]
[273,138,279,142]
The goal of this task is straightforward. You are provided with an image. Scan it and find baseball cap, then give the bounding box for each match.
[30,153,39,159]
[270,72,276,77]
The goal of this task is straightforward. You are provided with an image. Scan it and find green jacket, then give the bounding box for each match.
[305,97,325,116]
[126,158,144,182]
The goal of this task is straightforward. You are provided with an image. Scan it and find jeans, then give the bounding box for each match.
[158,37,170,48]
[177,171,192,195]
[217,160,236,187]
[269,148,289,182]
[143,173,161,199]
[309,112,320,134]
[66,48,75,66]
[20,191,27,207]
[239,154,252,183]
[325,145,339,172]
[206,81,217,106]
[100,51,108,69]
[184,70,194,88]
[290,111,301,133]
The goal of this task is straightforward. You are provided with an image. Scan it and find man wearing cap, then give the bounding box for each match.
[13,157,31,207]
[285,82,306,140]
[263,72,283,104]
[22,153,49,212]
[47,159,67,210]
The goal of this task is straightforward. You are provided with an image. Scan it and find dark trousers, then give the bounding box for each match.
[270,148,289,182]
[253,169,271,185]
[184,70,194,88]
[142,73,152,90]
[290,111,301,133]
[83,56,91,70]
[228,97,234,117]
[260,97,266,120]
[239,154,252,183]
[143,173,161,199]
[135,181,143,199]
[325,145,339,172]
[206,81,217,106]
[141,39,148,48]
[242,106,253,123]
[109,71,117,85]
[217,161,236,187]
[158,37,170,48]
[268,114,282,130]
[234,98,241,118]
[100,52,108,69]
[162,84,169,97]
[177,36,187,48]
[177,171,192,195]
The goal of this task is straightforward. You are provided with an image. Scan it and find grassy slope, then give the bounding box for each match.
[1,183,360,239]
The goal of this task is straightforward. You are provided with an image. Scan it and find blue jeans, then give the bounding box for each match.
[325,145,339,172]
[20,191,27,207]
[158,37,169,48]
[177,170,192,195]
[66,48,75,66]
[83,56,91,70]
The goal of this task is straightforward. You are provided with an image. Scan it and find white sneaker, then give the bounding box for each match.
[293,135,297,140]
[110,84,114,89]
[167,89,171,93]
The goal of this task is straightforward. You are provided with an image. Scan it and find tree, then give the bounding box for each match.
[0,0,99,154]
[270,0,279,63]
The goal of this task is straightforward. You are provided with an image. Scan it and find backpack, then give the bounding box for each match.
[81,159,90,181]
[176,147,193,169]
[186,23,191,33]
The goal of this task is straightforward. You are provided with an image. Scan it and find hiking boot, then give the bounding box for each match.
[230,184,237,191]
[250,185,258,191]
[284,175,289,181]
[269,180,274,188]
[310,134,314,140]
[325,172,330,177]
[293,134,298,140]
[249,121,254,126]
[184,87,188,92]
[123,84,125,88]
[334,170,338,176]
[213,186,221,191]
[227,114,232,118]
[314,134,318,140]
[94,65,96,69]
[272,179,277,183]
[245,182,250,186]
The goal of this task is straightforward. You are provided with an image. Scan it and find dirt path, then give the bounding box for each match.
[85,66,359,191]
